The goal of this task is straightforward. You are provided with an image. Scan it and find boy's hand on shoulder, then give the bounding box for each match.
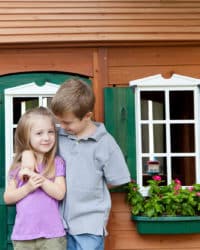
[18,167,34,181]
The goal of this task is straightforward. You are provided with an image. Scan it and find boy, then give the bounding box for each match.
[50,78,131,250]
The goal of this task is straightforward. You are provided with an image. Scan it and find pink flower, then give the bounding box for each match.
[175,178,181,185]
[131,179,136,183]
[174,184,181,191]
[196,192,200,197]
[152,175,161,181]
[188,186,194,192]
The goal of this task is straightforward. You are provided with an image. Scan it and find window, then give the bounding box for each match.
[130,74,200,193]
[4,82,59,183]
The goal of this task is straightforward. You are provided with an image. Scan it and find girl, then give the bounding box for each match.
[4,106,66,250]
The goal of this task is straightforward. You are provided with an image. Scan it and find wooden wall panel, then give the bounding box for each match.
[1,0,200,44]
[93,48,108,121]
[106,193,200,250]
[109,65,200,85]
[0,48,93,76]
[108,46,200,85]
[108,46,200,66]
[1,40,200,250]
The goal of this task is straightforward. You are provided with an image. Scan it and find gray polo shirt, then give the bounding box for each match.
[58,122,131,236]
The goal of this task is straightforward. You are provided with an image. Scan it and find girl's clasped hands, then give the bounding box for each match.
[19,167,44,192]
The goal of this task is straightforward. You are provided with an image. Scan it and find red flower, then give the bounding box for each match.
[175,178,181,185]
[152,175,162,181]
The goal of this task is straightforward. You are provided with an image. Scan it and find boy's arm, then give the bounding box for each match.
[21,150,36,171]
[104,140,131,187]
[41,176,66,200]
[19,150,36,180]
[4,173,44,204]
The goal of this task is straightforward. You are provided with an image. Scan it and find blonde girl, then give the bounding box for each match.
[4,106,66,250]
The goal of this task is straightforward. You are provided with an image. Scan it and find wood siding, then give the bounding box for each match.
[107,45,200,85]
[1,40,200,249]
[105,44,200,249]
[1,0,200,44]
[107,193,200,250]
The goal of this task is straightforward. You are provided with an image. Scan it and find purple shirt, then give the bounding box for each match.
[11,156,66,240]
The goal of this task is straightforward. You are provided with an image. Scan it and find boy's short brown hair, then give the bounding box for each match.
[51,78,95,119]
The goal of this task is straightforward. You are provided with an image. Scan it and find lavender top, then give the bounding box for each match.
[11,156,66,240]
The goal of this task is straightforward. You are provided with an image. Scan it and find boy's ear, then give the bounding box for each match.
[85,112,93,119]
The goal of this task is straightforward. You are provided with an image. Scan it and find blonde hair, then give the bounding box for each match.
[9,106,57,178]
[51,78,95,119]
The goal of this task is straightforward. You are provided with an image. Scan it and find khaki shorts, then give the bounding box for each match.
[13,236,66,250]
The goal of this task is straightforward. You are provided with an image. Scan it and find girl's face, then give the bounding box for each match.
[29,116,56,159]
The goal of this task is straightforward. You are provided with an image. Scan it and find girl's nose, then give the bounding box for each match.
[43,133,50,140]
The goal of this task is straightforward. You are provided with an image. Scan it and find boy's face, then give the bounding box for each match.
[55,111,92,137]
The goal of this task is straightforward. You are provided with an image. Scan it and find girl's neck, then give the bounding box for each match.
[35,153,44,164]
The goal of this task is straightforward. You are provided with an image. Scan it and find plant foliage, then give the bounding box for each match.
[127,176,200,217]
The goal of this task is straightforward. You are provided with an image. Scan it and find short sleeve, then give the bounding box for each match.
[103,137,131,186]
[55,156,66,177]
[8,167,20,181]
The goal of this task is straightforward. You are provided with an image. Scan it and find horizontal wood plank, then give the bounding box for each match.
[108,65,200,84]
[110,231,200,249]
[0,47,93,76]
[2,34,200,44]
[2,26,200,35]
[109,211,136,231]
[1,13,200,21]
[1,8,200,14]
[1,2,200,7]
[1,20,200,28]
[108,46,200,66]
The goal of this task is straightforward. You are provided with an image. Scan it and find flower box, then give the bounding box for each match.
[132,215,200,234]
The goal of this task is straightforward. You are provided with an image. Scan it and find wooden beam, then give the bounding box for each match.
[92,48,108,122]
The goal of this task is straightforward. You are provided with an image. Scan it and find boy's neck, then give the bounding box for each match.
[76,121,96,139]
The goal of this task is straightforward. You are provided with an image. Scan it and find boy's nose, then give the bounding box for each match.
[60,123,67,130]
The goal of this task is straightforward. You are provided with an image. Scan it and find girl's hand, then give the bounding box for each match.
[4,173,44,205]
[26,173,44,192]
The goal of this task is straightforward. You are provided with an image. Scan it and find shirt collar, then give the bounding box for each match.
[58,122,107,142]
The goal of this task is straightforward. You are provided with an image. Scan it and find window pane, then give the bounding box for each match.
[13,97,39,124]
[172,157,195,185]
[154,124,166,153]
[42,97,52,108]
[141,91,165,120]
[142,124,166,153]
[13,128,16,152]
[170,91,194,120]
[171,124,194,153]
[142,157,167,186]
[141,125,149,153]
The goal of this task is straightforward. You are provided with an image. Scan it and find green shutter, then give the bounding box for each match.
[0,188,7,250]
[0,94,5,188]
[104,87,136,180]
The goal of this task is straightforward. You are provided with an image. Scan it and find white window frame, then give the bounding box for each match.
[130,74,200,194]
[4,82,59,184]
